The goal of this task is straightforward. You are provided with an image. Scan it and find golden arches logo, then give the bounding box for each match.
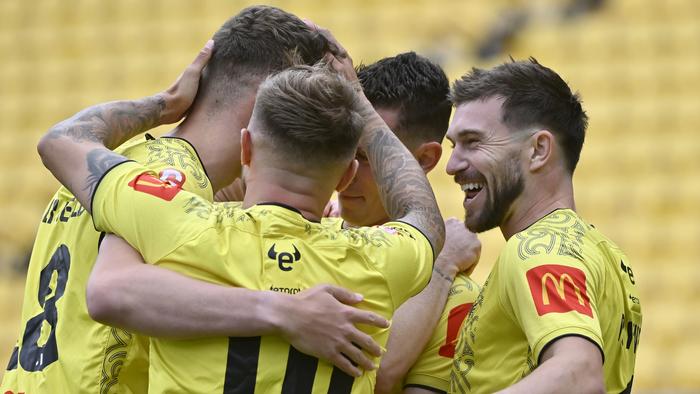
[526,264,593,318]
[541,273,585,306]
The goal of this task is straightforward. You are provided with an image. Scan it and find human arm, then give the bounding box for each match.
[496,336,605,394]
[37,40,213,212]
[307,23,445,256]
[88,234,390,377]
[376,218,481,394]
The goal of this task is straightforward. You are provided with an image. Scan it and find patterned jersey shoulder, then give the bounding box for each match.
[119,135,212,200]
[508,209,590,264]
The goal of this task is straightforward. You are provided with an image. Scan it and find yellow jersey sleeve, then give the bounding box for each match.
[499,246,604,363]
[365,221,434,310]
[92,161,212,264]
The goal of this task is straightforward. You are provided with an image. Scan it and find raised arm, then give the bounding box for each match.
[88,234,390,377]
[359,101,445,253]
[37,40,214,212]
[307,23,445,254]
[376,218,481,393]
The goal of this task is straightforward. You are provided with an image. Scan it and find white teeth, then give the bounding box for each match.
[461,183,484,192]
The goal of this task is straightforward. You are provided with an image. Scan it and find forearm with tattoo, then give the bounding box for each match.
[44,96,165,149]
[359,104,445,255]
[39,96,166,213]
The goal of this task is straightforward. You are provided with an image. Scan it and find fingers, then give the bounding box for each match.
[348,328,383,358]
[339,341,375,372]
[324,284,363,305]
[329,352,363,378]
[304,19,350,61]
[348,308,390,330]
[189,39,214,74]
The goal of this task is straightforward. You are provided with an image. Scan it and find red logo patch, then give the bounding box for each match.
[128,169,185,201]
[526,264,593,318]
[438,302,473,358]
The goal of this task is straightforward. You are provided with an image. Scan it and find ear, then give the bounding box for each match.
[529,130,554,172]
[413,141,443,173]
[336,159,359,193]
[241,128,252,166]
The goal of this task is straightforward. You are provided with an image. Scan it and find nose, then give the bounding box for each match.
[445,148,468,176]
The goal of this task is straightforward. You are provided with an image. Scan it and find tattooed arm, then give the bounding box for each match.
[356,97,445,254]
[306,22,445,254]
[37,40,213,213]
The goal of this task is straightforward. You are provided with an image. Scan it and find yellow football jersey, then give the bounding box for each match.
[397,274,480,393]
[91,161,435,394]
[1,136,212,394]
[450,209,641,394]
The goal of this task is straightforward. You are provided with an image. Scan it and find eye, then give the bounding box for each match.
[462,136,481,148]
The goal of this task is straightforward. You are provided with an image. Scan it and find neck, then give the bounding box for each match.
[242,167,336,222]
[167,95,255,192]
[500,176,575,240]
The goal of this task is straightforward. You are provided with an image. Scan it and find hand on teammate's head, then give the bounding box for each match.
[158,39,214,125]
[303,20,358,84]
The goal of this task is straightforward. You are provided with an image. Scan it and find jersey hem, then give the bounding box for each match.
[404,373,448,393]
[393,219,436,263]
[533,326,604,365]
[90,159,134,231]
[537,332,605,365]
[404,383,447,393]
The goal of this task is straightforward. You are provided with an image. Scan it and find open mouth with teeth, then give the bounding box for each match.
[461,182,484,201]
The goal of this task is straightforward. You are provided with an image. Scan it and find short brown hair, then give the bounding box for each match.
[199,6,330,108]
[450,58,588,173]
[253,64,363,166]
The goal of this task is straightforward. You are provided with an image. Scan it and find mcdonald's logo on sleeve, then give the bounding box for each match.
[526,264,593,318]
[127,169,185,201]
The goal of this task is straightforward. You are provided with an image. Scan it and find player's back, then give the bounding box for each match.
[2,135,212,394]
[136,202,434,393]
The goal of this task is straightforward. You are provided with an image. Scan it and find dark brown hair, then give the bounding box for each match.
[450,58,588,173]
[199,5,330,109]
[358,52,451,146]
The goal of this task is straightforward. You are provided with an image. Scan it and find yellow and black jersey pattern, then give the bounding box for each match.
[1,136,212,394]
[397,274,480,394]
[91,161,434,394]
[451,209,641,394]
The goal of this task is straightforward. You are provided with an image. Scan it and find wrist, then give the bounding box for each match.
[150,93,173,126]
[432,264,457,284]
[258,290,289,336]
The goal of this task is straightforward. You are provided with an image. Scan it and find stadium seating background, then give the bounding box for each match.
[1,0,698,391]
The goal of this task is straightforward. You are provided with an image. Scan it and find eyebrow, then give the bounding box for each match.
[449,129,484,141]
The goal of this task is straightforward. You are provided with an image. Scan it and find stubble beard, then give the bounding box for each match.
[465,156,524,233]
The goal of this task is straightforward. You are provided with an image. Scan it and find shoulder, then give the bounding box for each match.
[507,209,592,264]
